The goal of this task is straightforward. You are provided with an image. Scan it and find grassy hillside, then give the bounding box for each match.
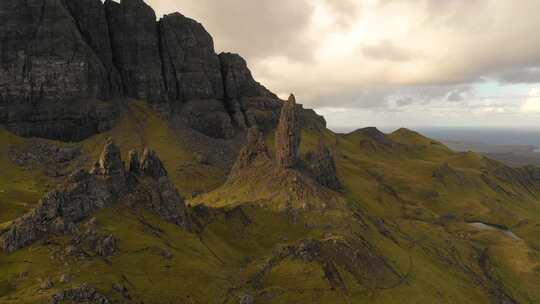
[1,102,540,303]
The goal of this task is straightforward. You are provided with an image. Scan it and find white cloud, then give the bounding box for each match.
[144,0,540,128]
[522,88,540,113]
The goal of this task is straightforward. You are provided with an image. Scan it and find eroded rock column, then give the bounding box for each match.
[275,94,301,169]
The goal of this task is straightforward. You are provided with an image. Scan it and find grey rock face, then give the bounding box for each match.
[306,141,342,191]
[64,0,122,96]
[0,0,326,142]
[178,99,236,139]
[0,0,112,100]
[275,94,301,168]
[104,0,165,102]
[0,0,118,141]
[158,13,237,139]
[152,176,191,228]
[219,52,281,130]
[0,140,191,253]
[159,13,224,102]
[220,53,276,100]
[0,168,114,253]
[133,148,191,229]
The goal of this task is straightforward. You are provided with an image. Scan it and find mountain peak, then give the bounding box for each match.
[0,0,322,141]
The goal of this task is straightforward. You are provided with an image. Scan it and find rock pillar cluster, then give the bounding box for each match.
[0,139,190,253]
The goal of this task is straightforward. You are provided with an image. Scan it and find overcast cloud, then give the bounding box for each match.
[146,0,540,130]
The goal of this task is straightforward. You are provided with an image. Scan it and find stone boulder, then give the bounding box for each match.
[275,94,301,168]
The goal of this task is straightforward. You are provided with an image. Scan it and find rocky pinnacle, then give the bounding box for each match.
[275,94,301,169]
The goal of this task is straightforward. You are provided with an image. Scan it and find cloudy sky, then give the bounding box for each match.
[146,0,540,131]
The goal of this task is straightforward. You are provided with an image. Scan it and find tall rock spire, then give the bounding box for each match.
[275,94,301,168]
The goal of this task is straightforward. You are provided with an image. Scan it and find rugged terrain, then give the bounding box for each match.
[2,1,540,304]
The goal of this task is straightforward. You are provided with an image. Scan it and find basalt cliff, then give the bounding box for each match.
[0,0,323,141]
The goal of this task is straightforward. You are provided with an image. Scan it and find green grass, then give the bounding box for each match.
[0,129,54,224]
[3,106,540,303]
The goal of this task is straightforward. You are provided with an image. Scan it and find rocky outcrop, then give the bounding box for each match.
[159,13,224,102]
[130,148,191,229]
[220,53,276,101]
[220,52,280,130]
[104,0,165,102]
[51,284,109,304]
[158,12,239,138]
[88,234,118,257]
[251,237,401,293]
[231,127,271,174]
[0,0,119,141]
[9,140,82,177]
[64,0,122,97]
[0,0,326,141]
[0,167,114,252]
[275,94,301,168]
[140,148,167,179]
[0,140,127,253]
[97,140,125,176]
[306,141,342,191]
[175,98,236,139]
[0,140,190,253]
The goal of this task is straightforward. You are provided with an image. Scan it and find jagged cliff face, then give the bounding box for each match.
[0,0,323,141]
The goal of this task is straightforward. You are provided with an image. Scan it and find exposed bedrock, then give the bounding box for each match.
[306,140,342,191]
[275,94,301,169]
[0,139,191,253]
[0,0,325,141]
[0,0,119,141]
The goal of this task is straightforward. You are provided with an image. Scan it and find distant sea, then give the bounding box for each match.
[413,128,540,150]
[335,127,540,150]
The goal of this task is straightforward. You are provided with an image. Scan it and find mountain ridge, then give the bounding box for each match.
[0,0,324,141]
